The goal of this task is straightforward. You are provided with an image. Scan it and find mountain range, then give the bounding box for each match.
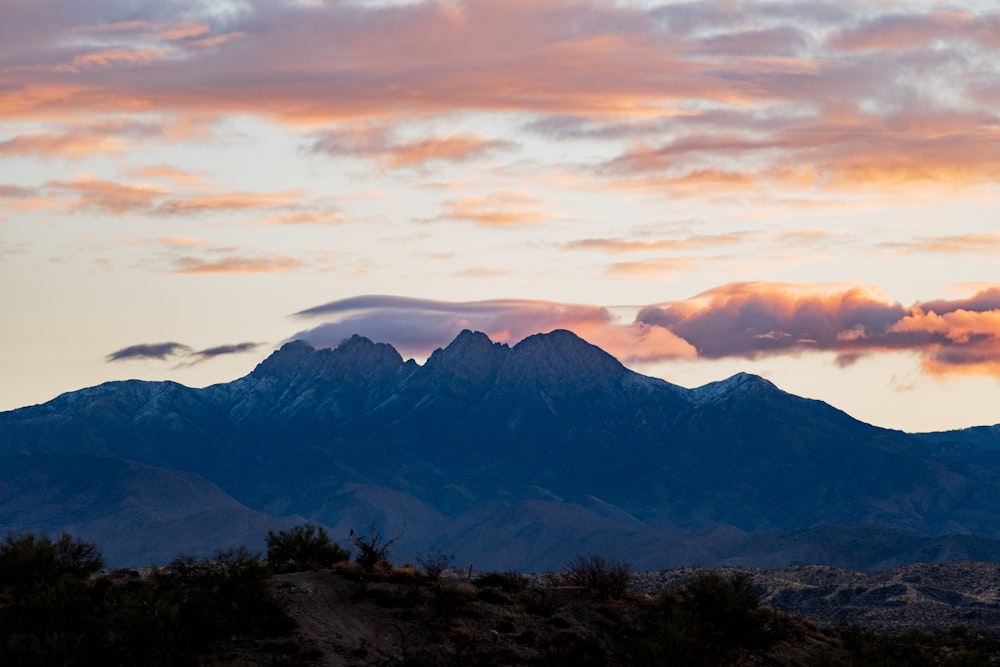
[2,329,1000,571]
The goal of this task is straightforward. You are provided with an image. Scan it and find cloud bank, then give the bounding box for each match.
[3,0,999,196]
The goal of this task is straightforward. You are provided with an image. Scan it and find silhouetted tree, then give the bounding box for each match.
[349,522,398,571]
[266,523,348,573]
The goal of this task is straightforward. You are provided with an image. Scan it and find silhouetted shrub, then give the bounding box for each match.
[106,547,295,665]
[0,532,108,666]
[266,523,348,573]
[640,571,780,666]
[416,548,454,579]
[562,553,631,599]
[349,522,398,571]
[0,531,103,587]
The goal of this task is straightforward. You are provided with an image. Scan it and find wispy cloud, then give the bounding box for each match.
[3,1,999,196]
[49,176,165,214]
[883,233,1000,255]
[437,192,557,227]
[107,340,261,363]
[169,254,306,274]
[43,176,311,219]
[310,126,515,167]
[566,233,750,254]
[106,341,191,362]
[154,189,306,216]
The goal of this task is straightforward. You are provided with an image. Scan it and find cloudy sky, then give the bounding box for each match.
[3,0,1000,431]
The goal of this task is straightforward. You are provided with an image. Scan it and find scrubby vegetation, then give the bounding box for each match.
[3,527,1000,665]
[0,532,303,666]
[349,521,398,571]
[559,552,632,599]
[265,523,349,573]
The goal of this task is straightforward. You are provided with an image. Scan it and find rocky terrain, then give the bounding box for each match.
[6,525,1000,666]
[634,560,1000,633]
[265,560,1000,665]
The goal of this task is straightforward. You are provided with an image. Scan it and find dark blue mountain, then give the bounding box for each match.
[3,329,1000,570]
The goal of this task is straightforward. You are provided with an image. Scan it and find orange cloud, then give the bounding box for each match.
[188,32,246,48]
[128,164,205,185]
[439,193,554,227]
[70,47,166,69]
[158,20,210,41]
[883,233,1000,255]
[158,235,207,248]
[2,0,999,198]
[311,127,514,167]
[637,283,1000,377]
[43,177,309,219]
[170,254,306,274]
[155,189,306,215]
[567,233,750,254]
[604,258,698,278]
[251,211,349,226]
[49,176,165,214]
[386,134,514,167]
[0,129,127,158]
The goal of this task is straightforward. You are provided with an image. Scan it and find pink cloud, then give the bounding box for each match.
[2,0,998,201]
[438,192,555,227]
[827,11,1000,52]
[311,126,514,167]
[637,283,1000,376]
[49,176,165,214]
[155,189,306,215]
[170,254,306,274]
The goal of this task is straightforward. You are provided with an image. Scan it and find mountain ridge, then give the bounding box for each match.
[2,328,1000,570]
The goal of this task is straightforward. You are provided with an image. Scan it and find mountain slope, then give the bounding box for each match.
[0,453,300,566]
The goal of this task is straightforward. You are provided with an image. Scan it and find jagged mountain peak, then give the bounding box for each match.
[499,329,626,389]
[422,330,509,385]
[249,335,404,386]
[436,329,506,358]
[249,340,316,378]
[691,371,780,404]
[320,335,405,380]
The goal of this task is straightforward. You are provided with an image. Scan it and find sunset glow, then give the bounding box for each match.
[2,0,1000,431]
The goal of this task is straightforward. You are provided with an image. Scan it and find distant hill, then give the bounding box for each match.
[3,329,1000,569]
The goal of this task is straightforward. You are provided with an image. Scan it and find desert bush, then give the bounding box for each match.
[266,523,348,573]
[640,571,780,666]
[349,522,398,571]
[416,548,454,580]
[0,532,108,665]
[562,553,632,599]
[0,531,103,587]
[107,547,295,665]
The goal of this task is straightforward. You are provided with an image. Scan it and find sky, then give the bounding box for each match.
[2,0,1000,432]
